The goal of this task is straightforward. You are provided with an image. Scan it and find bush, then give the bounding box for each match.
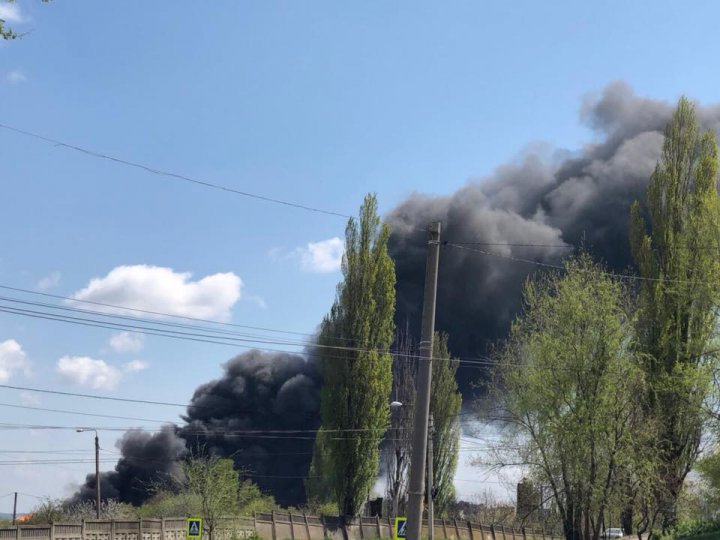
[137,491,202,518]
[660,519,720,539]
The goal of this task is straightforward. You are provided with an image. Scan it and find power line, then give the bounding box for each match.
[0,123,351,220]
[0,422,413,440]
[0,402,179,424]
[16,493,46,500]
[0,294,312,345]
[0,449,90,454]
[443,242,720,286]
[444,242,573,248]
[0,384,198,409]
[0,297,503,369]
[0,283,324,340]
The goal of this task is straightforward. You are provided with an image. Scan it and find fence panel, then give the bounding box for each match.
[0,516,565,540]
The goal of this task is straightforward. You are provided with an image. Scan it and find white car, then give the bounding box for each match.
[603,528,624,539]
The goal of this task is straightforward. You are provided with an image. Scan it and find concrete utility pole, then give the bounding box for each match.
[77,429,101,518]
[406,221,441,540]
[95,432,100,518]
[12,492,17,525]
[427,414,434,540]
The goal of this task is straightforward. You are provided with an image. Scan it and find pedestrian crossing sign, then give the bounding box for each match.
[394,517,407,540]
[187,518,202,539]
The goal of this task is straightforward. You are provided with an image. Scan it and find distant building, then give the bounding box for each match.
[516,478,541,520]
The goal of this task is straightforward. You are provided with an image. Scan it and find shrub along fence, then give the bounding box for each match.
[0,513,563,540]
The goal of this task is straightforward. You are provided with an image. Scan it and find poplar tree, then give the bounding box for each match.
[429,332,461,515]
[315,193,396,517]
[630,97,720,531]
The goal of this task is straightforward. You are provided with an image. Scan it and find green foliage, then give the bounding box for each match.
[314,193,396,516]
[137,458,276,520]
[21,498,137,523]
[430,332,461,515]
[659,519,720,540]
[305,428,334,506]
[63,500,137,520]
[493,254,650,540]
[239,533,263,540]
[236,480,277,514]
[137,491,203,518]
[630,97,720,531]
[696,449,720,510]
[183,456,240,534]
[24,498,66,524]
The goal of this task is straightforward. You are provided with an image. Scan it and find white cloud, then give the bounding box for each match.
[0,3,23,24]
[70,265,242,321]
[109,332,145,353]
[56,356,146,390]
[0,339,30,383]
[296,237,344,273]
[36,271,60,290]
[123,359,148,373]
[57,356,121,390]
[6,70,26,84]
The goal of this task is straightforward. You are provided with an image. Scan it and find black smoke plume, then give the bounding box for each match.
[72,82,720,508]
[71,351,320,508]
[387,82,720,396]
[179,350,321,508]
[71,426,187,506]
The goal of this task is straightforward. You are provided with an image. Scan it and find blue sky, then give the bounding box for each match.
[1,0,720,510]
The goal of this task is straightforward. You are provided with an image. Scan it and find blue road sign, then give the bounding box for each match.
[186,518,203,539]
[394,517,407,540]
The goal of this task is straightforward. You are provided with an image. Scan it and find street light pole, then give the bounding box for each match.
[77,429,101,519]
[390,401,403,518]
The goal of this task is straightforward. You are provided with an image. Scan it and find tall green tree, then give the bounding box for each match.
[429,332,461,515]
[489,255,650,540]
[315,193,396,517]
[630,97,720,531]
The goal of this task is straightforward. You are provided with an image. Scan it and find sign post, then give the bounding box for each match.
[187,518,203,539]
[394,517,408,540]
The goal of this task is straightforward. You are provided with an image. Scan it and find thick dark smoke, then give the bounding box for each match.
[179,350,321,508]
[72,83,720,509]
[71,351,320,508]
[71,426,187,506]
[388,82,720,396]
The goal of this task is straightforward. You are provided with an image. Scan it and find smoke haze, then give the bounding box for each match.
[387,82,720,395]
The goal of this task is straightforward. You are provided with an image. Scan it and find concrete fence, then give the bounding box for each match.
[0,515,563,540]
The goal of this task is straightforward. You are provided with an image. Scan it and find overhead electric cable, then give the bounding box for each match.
[0,402,178,424]
[0,283,320,339]
[0,300,505,368]
[0,383,200,409]
[0,123,351,219]
[443,242,720,285]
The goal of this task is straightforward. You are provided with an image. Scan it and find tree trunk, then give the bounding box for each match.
[620,505,633,535]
